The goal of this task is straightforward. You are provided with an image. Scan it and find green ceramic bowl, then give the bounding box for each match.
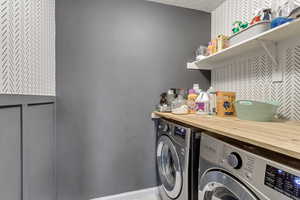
[235,100,279,122]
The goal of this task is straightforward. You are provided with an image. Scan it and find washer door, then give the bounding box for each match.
[157,135,182,199]
[199,170,258,200]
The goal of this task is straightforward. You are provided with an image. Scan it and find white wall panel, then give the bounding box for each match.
[211,0,300,120]
[211,0,272,38]
[211,37,300,120]
[0,0,55,96]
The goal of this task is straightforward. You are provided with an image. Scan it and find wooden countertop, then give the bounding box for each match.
[154,112,300,160]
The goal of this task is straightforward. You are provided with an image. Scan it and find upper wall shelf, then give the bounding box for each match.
[188,18,300,70]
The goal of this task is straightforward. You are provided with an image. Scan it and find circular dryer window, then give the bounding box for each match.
[199,170,258,200]
[157,135,182,199]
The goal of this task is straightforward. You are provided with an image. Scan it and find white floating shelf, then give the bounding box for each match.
[188,18,300,70]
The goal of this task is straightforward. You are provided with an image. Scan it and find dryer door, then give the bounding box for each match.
[199,170,258,200]
[157,135,182,199]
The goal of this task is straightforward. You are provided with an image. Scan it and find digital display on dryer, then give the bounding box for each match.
[174,126,186,138]
[265,165,300,200]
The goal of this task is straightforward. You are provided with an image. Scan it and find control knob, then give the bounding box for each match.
[158,124,169,132]
[227,152,242,169]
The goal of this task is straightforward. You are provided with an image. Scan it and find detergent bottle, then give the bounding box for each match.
[195,91,209,115]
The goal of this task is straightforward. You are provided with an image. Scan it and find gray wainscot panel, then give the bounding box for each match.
[0,95,56,200]
[0,105,22,200]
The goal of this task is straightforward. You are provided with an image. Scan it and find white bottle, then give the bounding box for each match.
[167,89,175,106]
[195,91,209,115]
[207,86,217,115]
[193,83,201,94]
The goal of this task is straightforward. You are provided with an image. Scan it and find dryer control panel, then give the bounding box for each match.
[265,165,300,200]
[174,126,187,138]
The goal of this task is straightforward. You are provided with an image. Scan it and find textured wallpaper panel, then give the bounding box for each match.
[212,39,300,120]
[211,0,300,120]
[211,0,272,38]
[0,0,55,96]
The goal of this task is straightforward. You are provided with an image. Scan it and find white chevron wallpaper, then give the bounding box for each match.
[211,0,272,39]
[0,0,55,96]
[211,0,300,120]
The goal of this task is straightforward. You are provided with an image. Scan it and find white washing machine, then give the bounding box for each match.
[198,133,300,200]
[156,119,200,200]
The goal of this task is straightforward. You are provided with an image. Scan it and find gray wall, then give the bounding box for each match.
[56,0,211,199]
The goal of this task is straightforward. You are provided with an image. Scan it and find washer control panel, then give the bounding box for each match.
[265,165,300,200]
[227,152,243,169]
[201,134,256,182]
[221,147,255,182]
[201,133,300,200]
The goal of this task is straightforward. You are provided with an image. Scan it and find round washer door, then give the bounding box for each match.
[157,135,182,199]
[199,170,258,200]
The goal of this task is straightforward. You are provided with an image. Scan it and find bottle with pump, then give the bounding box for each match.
[207,86,217,115]
[193,83,201,94]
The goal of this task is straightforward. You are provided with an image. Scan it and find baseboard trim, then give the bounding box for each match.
[91,187,160,200]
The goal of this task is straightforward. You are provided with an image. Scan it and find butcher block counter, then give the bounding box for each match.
[154,112,300,160]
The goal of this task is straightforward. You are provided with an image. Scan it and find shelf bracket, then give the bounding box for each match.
[257,39,278,66]
[257,39,283,82]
